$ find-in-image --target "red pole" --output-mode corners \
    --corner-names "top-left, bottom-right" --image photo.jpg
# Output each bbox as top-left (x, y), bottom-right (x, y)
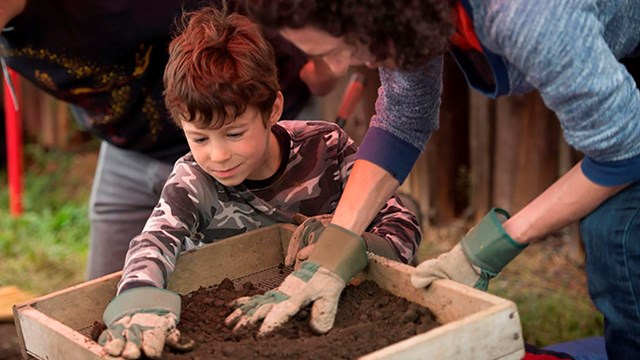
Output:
top-left (335, 72), bottom-right (366, 129)
top-left (4, 68), bottom-right (23, 216)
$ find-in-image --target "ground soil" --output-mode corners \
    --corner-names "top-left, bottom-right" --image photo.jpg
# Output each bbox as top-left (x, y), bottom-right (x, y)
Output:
top-left (163, 277), bottom-right (439, 360)
top-left (0, 322), bottom-right (22, 360)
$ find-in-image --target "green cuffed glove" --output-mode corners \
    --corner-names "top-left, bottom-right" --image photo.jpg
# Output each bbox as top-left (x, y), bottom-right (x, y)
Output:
top-left (225, 224), bottom-right (368, 335)
top-left (411, 208), bottom-right (527, 291)
top-left (99, 287), bottom-right (188, 359)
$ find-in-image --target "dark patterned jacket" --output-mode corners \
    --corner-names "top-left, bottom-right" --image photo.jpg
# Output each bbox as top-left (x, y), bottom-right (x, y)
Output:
top-left (118, 121), bottom-right (421, 293)
top-left (1, 0), bottom-right (309, 162)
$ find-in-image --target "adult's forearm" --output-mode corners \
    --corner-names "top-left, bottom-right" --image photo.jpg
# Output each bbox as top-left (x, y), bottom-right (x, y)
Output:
top-left (504, 161), bottom-right (627, 244)
top-left (332, 159), bottom-right (400, 235)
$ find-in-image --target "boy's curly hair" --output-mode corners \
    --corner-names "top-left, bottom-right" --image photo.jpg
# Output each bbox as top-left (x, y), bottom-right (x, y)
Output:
top-left (164, 6), bottom-right (279, 129)
top-left (239, 0), bottom-right (456, 71)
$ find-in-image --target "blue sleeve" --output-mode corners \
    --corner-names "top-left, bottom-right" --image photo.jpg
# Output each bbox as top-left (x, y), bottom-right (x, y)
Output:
top-left (357, 127), bottom-right (422, 183)
top-left (477, 0), bottom-right (640, 184)
top-left (582, 154), bottom-right (640, 186)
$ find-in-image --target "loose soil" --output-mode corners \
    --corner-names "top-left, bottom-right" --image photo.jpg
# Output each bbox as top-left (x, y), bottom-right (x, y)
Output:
top-left (165, 277), bottom-right (440, 360)
top-left (88, 275), bottom-right (440, 360)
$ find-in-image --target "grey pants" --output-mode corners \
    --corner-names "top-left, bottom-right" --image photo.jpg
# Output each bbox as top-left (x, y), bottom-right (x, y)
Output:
top-left (86, 141), bottom-right (174, 279)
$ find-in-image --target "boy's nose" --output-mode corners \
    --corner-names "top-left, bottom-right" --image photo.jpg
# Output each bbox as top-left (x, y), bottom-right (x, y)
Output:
top-left (209, 146), bottom-right (231, 163)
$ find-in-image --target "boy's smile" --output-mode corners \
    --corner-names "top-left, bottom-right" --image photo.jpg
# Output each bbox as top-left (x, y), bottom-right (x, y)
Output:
top-left (180, 97), bottom-right (283, 187)
top-left (211, 164), bottom-right (242, 179)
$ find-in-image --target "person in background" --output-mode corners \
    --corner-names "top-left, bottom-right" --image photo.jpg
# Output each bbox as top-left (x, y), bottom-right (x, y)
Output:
top-left (0, 0), bottom-right (332, 279)
top-left (230, 1), bottom-right (640, 358)
top-left (97, 7), bottom-right (421, 358)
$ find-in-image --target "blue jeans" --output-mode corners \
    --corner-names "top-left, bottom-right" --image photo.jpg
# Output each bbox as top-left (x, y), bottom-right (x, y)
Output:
top-left (580, 180), bottom-right (640, 360)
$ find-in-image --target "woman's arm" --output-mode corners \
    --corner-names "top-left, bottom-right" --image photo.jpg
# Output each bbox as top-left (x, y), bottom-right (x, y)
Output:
top-left (332, 159), bottom-right (400, 234)
top-left (505, 161), bottom-right (627, 244)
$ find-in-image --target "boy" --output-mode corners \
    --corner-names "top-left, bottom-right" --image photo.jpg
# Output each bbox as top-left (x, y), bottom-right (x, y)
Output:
top-left (97, 7), bottom-right (421, 359)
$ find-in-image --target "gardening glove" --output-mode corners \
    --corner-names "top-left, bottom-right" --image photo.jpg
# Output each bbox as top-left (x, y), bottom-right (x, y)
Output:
top-left (288, 213), bottom-right (401, 266)
top-left (411, 208), bottom-right (527, 291)
top-left (225, 224), bottom-right (368, 335)
top-left (99, 287), bottom-right (188, 359)
top-left (286, 213), bottom-right (333, 268)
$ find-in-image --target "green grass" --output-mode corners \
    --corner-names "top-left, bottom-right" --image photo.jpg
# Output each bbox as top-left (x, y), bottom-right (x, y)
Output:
top-left (0, 145), bottom-right (91, 294)
top-left (491, 275), bottom-right (604, 347)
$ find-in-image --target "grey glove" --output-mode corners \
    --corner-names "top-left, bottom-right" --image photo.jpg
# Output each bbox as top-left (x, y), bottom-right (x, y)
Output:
top-left (225, 261), bottom-right (346, 335)
top-left (226, 224), bottom-right (368, 335)
top-left (99, 287), bottom-right (190, 359)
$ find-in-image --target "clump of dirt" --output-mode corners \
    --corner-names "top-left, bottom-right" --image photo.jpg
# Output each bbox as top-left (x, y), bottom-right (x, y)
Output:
top-left (165, 277), bottom-right (440, 359)
top-left (90, 276), bottom-right (440, 359)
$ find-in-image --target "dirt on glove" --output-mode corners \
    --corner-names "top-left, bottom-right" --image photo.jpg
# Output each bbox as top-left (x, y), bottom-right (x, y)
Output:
top-left (91, 272), bottom-right (440, 359)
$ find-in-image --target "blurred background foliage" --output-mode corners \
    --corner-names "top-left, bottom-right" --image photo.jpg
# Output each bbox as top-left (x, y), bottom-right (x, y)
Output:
top-left (0, 144), bottom-right (94, 294)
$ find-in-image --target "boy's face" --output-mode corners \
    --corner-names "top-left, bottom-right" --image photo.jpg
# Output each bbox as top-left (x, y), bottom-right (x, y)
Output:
top-left (181, 98), bottom-right (282, 187)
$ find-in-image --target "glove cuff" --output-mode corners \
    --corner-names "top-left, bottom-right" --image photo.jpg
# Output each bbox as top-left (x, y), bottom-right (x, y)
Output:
top-left (103, 287), bottom-right (181, 325)
top-left (307, 224), bottom-right (368, 282)
top-left (361, 232), bottom-right (401, 262)
top-left (461, 208), bottom-right (527, 275)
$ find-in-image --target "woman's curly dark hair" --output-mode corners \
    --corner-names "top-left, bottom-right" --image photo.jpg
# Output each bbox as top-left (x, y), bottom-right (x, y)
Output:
top-left (237, 0), bottom-right (456, 70)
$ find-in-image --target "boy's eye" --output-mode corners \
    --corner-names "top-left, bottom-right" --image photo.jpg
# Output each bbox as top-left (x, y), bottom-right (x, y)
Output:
top-left (193, 137), bottom-right (208, 144)
top-left (226, 132), bottom-right (244, 139)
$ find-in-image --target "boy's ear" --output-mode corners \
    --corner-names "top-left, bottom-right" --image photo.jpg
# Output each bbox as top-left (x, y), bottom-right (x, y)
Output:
top-left (267, 91), bottom-right (284, 126)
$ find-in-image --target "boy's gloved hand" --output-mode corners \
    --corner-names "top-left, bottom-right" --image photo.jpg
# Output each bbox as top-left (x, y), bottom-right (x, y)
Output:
top-left (225, 224), bottom-right (368, 335)
top-left (99, 287), bottom-right (189, 359)
top-left (286, 214), bottom-right (333, 268)
top-left (411, 208), bottom-right (527, 291)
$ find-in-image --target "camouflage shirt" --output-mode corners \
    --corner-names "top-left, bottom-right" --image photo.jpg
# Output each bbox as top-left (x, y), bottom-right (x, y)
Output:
top-left (118, 121), bottom-right (421, 293)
